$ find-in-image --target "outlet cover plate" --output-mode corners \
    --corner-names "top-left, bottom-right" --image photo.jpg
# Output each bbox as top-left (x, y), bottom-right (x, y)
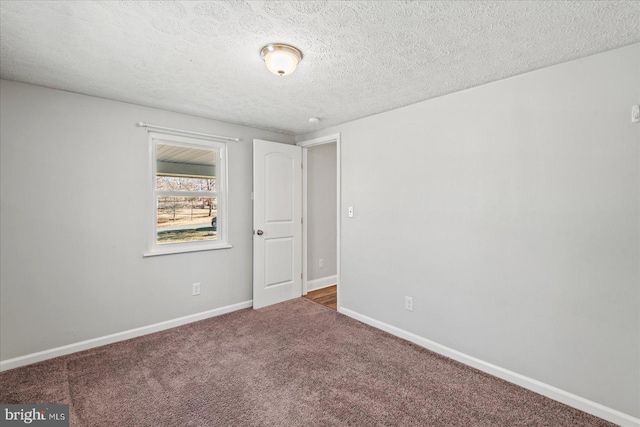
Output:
top-left (405, 296), bottom-right (413, 312)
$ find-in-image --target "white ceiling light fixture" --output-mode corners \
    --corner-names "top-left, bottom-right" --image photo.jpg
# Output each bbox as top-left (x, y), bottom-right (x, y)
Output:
top-left (260, 43), bottom-right (303, 76)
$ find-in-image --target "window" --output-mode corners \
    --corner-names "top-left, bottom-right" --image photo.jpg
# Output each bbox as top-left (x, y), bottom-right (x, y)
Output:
top-left (146, 132), bottom-right (229, 256)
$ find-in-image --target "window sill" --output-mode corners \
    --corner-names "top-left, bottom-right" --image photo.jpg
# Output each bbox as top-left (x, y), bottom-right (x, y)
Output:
top-left (143, 244), bottom-right (232, 257)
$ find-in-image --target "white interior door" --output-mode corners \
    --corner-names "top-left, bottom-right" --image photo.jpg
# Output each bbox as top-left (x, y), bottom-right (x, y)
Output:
top-left (253, 139), bottom-right (302, 309)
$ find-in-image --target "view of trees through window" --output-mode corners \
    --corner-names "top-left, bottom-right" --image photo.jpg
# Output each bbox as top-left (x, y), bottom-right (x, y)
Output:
top-left (156, 176), bottom-right (217, 243)
top-left (154, 140), bottom-right (219, 246)
top-left (150, 138), bottom-right (227, 251)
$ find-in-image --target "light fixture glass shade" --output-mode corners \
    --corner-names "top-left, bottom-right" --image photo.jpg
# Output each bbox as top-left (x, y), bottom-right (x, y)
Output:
top-left (261, 44), bottom-right (302, 76)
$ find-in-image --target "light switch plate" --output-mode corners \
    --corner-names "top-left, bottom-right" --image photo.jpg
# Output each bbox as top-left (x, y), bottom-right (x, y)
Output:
top-left (632, 105), bottom-right (640, 123)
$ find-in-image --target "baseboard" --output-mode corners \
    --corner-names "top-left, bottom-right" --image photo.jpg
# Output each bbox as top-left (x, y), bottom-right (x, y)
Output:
top-left (306, 275), bottom-right (337, 292)
top-left (0, 300), bottom-right (253, 372)
top-left (338, 306), bottom-right (640, 427)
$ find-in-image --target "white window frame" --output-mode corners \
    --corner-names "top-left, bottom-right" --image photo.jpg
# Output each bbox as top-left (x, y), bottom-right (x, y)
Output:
top-left (144, 131), bottom-right (231, 257)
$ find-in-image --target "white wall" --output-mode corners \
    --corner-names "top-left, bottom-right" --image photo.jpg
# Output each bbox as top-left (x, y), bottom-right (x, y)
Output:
top-left (297, 44), bottom-right (640, 418)
top-left (0, 80), bottom-right (295, 361)
top-left (306, 142), bottom-right (337, 284)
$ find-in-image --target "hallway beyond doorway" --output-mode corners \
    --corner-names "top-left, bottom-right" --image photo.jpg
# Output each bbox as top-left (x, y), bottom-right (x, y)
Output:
top-left (303, 285), bottom-right (337, 310)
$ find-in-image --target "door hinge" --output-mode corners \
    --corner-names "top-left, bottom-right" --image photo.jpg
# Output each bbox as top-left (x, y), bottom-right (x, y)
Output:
top-left (301, 273), bottom-right (303, 279)
top-left (251, 192), bottom-right (254, 200)
top-left (301, 217), bottom-right (303, 224)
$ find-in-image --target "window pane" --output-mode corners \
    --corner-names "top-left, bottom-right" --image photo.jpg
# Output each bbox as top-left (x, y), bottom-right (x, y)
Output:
top-left (156, 143), bottom-right (216, 187)
top-left (155, 176), bottom-right (216, 192)
top-left (157, 196), bottom-right (217, 244)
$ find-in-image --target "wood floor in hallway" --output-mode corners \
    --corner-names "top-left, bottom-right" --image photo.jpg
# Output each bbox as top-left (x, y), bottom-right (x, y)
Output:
top-left (303, 285), bottom-right (337, 310)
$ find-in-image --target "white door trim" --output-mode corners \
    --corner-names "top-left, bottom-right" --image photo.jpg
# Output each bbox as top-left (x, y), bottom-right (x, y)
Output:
top-left (297, 133), bottom-right (341, 310)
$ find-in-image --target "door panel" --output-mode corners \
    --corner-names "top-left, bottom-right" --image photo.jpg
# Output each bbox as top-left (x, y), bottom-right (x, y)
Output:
top-left (253, 140), bottom-right (302, 309)
top-left (265, 237), bottom-right (293, 287)
top-left (265, 153), bottom-right (295, 222)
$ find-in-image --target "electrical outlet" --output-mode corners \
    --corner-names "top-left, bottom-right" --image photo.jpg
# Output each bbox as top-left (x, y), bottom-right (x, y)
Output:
top-left (405, 296), bottom-right (413, 312)
top-left (319, 259), bottom-right (324, 268)
top-left (192, 283), bottom-right (201, 296)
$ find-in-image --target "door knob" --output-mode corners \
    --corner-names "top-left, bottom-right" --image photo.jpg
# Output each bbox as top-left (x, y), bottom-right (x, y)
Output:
top-left (256, 230), bottom-right (264, 236)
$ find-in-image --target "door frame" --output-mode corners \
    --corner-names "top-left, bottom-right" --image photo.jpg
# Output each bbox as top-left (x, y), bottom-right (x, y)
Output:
top-left (297, 133), bottom-right (341, 311)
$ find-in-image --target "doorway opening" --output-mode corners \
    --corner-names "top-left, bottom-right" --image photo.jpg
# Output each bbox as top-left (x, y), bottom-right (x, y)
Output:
top-left (298, 134), bottom-right (340, 311)
top-left (303, 285), bottom-right (337, 310)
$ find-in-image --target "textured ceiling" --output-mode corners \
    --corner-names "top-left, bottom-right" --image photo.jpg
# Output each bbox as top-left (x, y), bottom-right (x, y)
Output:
top-left (1, 1), bottom-right (639, 136)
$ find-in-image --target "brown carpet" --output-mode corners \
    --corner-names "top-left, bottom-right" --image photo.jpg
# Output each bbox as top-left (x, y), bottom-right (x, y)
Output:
top-left (1, 298), bottom-right (614, 426)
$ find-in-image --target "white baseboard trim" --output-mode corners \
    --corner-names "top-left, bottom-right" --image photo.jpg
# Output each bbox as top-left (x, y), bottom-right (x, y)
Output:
top-left (306, 275), bottom-right (337, 292)
top-left (0, 300), bottom-right (253, 372)
top-left (338, 306), bottom-right (639, 427)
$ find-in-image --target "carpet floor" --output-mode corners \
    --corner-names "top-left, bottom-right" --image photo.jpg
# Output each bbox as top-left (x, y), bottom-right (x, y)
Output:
top-left (1, 298), bottom-right (614, 426)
